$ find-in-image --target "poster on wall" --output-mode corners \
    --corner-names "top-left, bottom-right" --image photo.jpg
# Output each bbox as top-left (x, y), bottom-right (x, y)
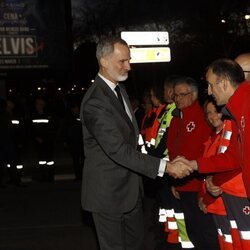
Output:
top-left (0, 0), bottom-right (71, 71)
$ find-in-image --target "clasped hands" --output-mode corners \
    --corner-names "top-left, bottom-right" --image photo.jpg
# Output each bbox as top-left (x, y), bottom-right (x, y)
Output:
top-left (165, 156), bottom-right (197, 179)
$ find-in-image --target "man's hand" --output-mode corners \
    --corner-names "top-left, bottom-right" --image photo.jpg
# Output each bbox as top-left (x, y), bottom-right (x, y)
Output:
top-left (165, 157), bottom-right (194, 178)
top-left (205, 176), bottom-right (222, 197)
top-left (198, 197), bottom-right (208, 214)
top-left (171, 186), bottom-right (180, 199)
top-left (171, 156), bottom-right (198, 170)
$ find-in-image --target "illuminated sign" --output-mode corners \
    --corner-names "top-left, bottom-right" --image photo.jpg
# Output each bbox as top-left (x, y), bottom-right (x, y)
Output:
top-left (121, 31), bottom-right (169, 45)
top-left (130, 47), bottom-right (171, 63)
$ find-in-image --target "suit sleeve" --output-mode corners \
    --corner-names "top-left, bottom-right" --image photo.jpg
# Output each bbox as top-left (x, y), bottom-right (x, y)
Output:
top-left (82, 96), bottom-right (161, 179)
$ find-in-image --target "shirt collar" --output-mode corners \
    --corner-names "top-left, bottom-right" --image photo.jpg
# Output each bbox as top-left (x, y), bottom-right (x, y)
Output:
top-left (98, 73), bottom-right (117, 92)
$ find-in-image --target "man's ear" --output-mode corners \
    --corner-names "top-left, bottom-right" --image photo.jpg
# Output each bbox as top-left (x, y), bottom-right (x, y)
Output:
top-left (168, 88), bottom-right (173, 97)
top-left (100, 57), bottom-right (108, 68)
top-left (222, 79), bottom-right (229, 91)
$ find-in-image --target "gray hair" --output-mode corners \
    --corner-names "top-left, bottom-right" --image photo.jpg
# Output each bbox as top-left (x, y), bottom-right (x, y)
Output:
top-left (96, 37), bottom-right (128, 62)
top-left (174, 76), bottom-right (199, 93)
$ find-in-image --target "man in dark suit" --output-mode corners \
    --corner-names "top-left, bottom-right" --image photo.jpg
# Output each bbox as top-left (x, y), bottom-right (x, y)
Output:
top-left (80, 37), bottom-right (192, 250)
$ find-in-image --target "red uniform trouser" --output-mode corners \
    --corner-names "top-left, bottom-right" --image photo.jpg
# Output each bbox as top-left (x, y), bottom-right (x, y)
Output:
top-left (222, 193), bottom-right (250, 250)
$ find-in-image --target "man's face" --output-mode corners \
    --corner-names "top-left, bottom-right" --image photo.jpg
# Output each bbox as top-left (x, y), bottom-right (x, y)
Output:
top-left (102, 43), bottom-right (131, 83)
top-left (174, 83), bottom-right (195, 109)
top-left (206, 69), bottom-right (228, 106)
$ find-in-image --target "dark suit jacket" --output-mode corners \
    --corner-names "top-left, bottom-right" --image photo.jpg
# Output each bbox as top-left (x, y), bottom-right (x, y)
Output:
top-left (80, 75), bottom-right (161, 213)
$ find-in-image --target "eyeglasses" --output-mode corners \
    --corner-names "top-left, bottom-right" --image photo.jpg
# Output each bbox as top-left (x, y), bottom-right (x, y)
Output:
top-left (173, 92), bottom-right (192, 99)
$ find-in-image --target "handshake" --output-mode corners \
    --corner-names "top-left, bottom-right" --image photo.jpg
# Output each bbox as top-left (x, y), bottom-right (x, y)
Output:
top-left (165, 156), bottom-right (198, 179)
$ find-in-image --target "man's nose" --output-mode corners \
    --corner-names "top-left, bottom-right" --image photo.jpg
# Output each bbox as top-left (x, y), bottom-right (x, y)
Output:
top-left (125, 61), bottom-right (131, 71)
top-left (207, 85), bottom-right (212, 95)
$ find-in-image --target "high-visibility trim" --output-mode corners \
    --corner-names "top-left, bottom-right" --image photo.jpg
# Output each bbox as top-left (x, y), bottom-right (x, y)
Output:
top-left (138, 134), bottom-right (144, 145)
top-left (230, 220), bottom-right (238, 229)
top-left (224, 234), bottom-right (233, 243)
top-left (217, 228), bottom-right (223, 236)
top-left (150, 138), bottom-right (155, 146)
top-left (159, 215), bottom-right (167, 222)
top-left (218, 120), bottom-right (232, 154)
top-left (174, 212), bottom-right (185, 220)
top-left (11, 120), bottom-right (19, 124)
top-left (76, 118), bottom-right (81, 121)
top-left (159, 208), bottom-right (167, 222)
top-left (240, 231), bottom-right (250, 240)
top-left (218, 145), bottom-right (227, 153)
top-left (39, 161), bottom-right (47, 165)
top-left (163, 156), bottom-right (169, 161)
top-left (168, 221), bottom-right (178, 230)
top-left (159, 208), bottom-right (167, 215)
top-left (32, 119), bottom-right (49, 123)
top-left (180, 240), bottom-right (195, 248)
top-left (224, 130), bottom-right (232, 140)
top-left (140, 145), bottom-right (148, 154)
top-left (16, 165), bottom-right (23, 169)
top-left (166, 209), bottom-right (174, 217)
top-left (46, 161), bottom-right (54, 166)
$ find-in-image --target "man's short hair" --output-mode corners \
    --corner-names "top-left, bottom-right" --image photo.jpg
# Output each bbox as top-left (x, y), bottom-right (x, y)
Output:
top-left (173, 76), bottom-right (199, 93)
top-left (96, 37), bottom-right (128, 61)
top-left (207, 58), bottom-right (245, 87)
top-left (164, 75), bottom-right (181, 88)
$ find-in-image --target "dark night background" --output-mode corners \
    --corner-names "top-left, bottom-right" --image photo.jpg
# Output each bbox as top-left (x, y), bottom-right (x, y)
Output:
top-left (71, 0), bottom-right (250, 97)
top-left (0, 0), bottom-right (249, 99)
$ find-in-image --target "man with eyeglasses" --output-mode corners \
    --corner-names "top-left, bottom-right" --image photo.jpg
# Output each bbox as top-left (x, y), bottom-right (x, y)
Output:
top-left (167, 77), bottom-right (219, 250)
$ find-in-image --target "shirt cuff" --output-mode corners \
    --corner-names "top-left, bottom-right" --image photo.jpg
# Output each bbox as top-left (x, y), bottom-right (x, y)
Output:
top-left (158, 159), bottom-right (166, 177)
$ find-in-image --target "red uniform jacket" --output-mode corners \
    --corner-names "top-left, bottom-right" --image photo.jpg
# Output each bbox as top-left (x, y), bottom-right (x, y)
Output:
top-left (225, 82), bottom-right (250, 198)
top-left (201, 120), bottom-right (247, 215)
top-left (197, 81), bottom-right (250, 198)
top-left (167, 100), bottom-right (211, 192)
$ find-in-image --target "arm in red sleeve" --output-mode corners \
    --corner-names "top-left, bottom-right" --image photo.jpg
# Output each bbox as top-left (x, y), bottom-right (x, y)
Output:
top-left (197, 122), bottom-right (240, 173)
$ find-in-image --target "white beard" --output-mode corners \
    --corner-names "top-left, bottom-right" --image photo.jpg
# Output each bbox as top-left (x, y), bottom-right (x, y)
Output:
top-left (106, 67), bottom-right (128, 82)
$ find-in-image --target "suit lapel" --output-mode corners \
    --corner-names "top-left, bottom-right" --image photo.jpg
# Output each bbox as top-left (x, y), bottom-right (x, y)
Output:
top-left (119, 83), bottom-right (139, 136)
top-left (96, 76), bottom-right (135, 131)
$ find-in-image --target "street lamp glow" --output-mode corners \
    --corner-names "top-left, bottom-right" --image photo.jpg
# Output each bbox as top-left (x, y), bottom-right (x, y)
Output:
top-left (245, 15), bottom-right (250, 20)
top-left (221, 19), bottom-right (226, 23)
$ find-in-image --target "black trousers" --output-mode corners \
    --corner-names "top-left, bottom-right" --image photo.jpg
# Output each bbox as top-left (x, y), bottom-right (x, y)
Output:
top-left (92, 195), bottom-right (144, 250)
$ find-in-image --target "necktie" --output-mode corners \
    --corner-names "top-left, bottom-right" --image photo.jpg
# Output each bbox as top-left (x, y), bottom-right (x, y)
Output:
top-left (115, 85), bottom-right (125, 110)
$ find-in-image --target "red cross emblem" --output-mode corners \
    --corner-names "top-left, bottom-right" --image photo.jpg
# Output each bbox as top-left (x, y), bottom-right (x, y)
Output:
top-left (186, 121), bottom-right (195, 132)
top-left (243, 206), bottom-right (250, 215)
